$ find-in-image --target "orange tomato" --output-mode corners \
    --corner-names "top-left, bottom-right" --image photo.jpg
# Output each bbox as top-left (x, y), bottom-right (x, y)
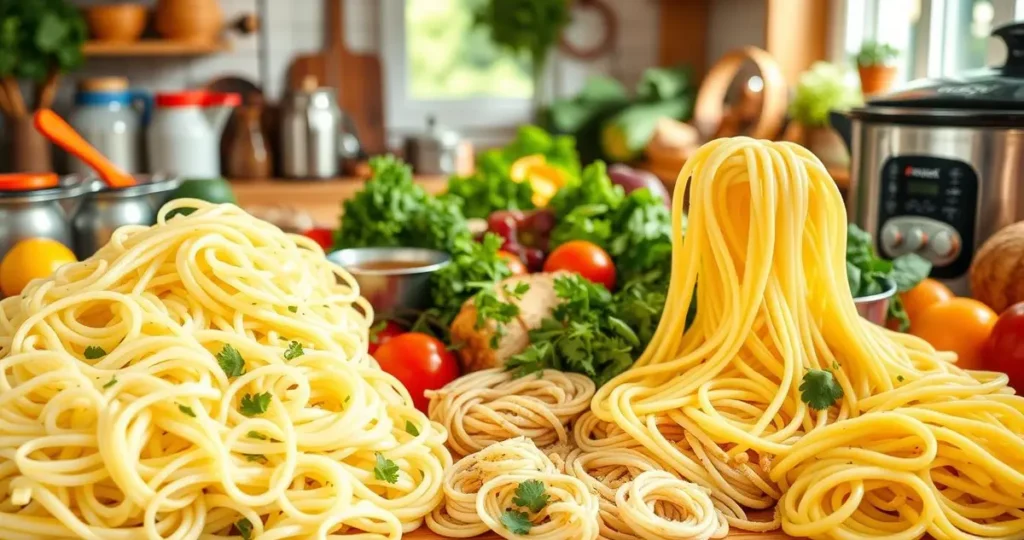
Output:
top-left (0, 238), bottom-right (77, 297)
top-left (901, 278), bottom-right (954, 327)
top-left (911, 297), bottom-right (997, 370)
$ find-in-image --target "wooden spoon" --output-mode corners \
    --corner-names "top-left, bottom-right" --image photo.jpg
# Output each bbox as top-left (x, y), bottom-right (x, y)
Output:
top-left (33, 109), bottom-right (136, 188)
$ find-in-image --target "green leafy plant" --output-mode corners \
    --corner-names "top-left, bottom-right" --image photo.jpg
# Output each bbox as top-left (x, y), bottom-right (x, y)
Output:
top-left (788, 62), bottom-right (862, 128)
top-left (855, 42), bottom-right (900, 67)
top-left (473, 0), bottom-right (571, 81)
top-left (0, 0), bottom-right (87, 117)
top-left (846, 224), bottom-right (931, 331)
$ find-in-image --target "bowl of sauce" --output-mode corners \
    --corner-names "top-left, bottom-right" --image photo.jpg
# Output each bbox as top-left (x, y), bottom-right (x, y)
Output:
top-left (327, 247), bottom-right (451, 313)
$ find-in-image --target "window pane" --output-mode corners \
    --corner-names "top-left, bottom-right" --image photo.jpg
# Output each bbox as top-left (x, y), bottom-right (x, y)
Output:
top-left (405, 0), bottom-right (533, 100)
top-left (943, 0), bottom-right (998, 74)
top-left (874, 0), bottom-right (924, 84)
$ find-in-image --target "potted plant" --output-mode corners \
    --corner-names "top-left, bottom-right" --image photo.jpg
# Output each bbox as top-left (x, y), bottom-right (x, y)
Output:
top-left (0, 0), bottom-right (87, 172)
top-left (856, 42), bottom-right (900, 96)
top-left (785, 62), bottom-right (862, 169)
top-left (473, 0), bottom-right (571, 114)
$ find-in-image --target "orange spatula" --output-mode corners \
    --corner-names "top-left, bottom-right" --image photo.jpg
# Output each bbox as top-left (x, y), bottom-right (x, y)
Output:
top-left (33, 109), bottom-right (136, 188)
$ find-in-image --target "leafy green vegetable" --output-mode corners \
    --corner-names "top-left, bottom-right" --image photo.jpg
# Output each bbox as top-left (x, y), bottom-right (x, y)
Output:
top-left (507, 274), bottom-right (646, 386)
top-left (287, 305), bottom-right (298, 313)
top-left (614, 273), bottom-right (669, 346)
top-left (335, 155), bottom-right (471, 253)
top-left (789, 62), bottom-right (862, 127)
top-left (512, 480), bottom-right (549, 513)
top-left (405, 420), bottom-right (420, 436)
top-left (443, 163), bottom-right (535, 219)
top-left (240, 392), bottom-right (272, 417)
top-left (429, 233), bottom-right (514, 329)
top-left (846, 224), bottom-right (932, 330)
top-left (284, 341), bottom-right (304, 360)
top-left (178, 404), bottom-right (196, 418)
top-left (217, 344), bottom-right (245, 378)
top-left (856, 41), bottom-right (900, 67)
top-left (602, 97), bottom-right (691, 162)
top-left (84, 346), bottom-right (106, 359)
top-left (635, 66), bottom-right (695, 103)
top-left (495, 125), bottom-right (580, 178)
top-left (374, 452), bottom-right (400, 484)
top-left (800, 368), bottom-right (844, 411)
top-left (0, 0), bottom-right (87, 83)
top-left (549, 161), bottom-right (624, 221)
top-left (473, 0), bottom-right (570, 80)
top-left (236, 518), bottom-right (253, 540)
top-left (500, 509), bottom-right (533, 535)
top-left (102, 376), bottom-right (117, 389)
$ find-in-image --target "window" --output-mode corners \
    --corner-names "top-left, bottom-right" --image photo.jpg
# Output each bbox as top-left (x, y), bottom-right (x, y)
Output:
top-left (835, 0), bottom-right (1024, 86)
top-left (380, 0), bottom-right (541, 140)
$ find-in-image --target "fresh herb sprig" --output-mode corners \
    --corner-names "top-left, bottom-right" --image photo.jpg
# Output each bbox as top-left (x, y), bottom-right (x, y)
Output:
top-left (846, 224), bottom-right (931, 330)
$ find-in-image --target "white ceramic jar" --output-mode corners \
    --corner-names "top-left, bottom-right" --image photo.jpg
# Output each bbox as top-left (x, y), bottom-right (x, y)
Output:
top-left (146, 91), bottom-right (240, 179)
top-left (69, 78), bottom-right (149, 176)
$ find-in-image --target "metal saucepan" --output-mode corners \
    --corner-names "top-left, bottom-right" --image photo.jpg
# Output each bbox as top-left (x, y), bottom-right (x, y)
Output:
top-left (327, 247), bottom-right (451, 313)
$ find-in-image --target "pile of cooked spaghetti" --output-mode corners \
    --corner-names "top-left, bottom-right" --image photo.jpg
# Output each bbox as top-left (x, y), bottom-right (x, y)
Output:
top-left (0, 200), bottom-right (450, 540)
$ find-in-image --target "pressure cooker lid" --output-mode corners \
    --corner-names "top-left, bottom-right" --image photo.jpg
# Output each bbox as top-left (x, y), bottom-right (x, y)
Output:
top-left (851, 22), bottom-right (1024, 124)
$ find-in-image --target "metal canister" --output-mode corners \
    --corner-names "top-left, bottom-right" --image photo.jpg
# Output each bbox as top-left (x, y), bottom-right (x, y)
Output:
top-left (0, 175), bottom-right (89, 260)
top-left (72, 175), bottom-right (182, 259)
top-left (403, 116), bottom-right (463, 175)
top-left (280, 79), bottom-right (361, 179)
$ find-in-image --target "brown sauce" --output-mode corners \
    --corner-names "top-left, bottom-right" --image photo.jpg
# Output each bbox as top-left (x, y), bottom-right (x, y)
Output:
top-left (350, 260), bottom-right (432, 271)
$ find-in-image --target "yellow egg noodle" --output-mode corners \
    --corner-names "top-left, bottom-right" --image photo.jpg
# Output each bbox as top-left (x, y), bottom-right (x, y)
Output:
top-left (589, 138), bottom-right (1024, 539)
top-left (425, 368), bottom-right (594, 458)
top-left (564, 448), bottom-right (726, 540)
top-left (426, 437), bottom-right (600, 540)
top-left (0, 200), bottom-right (451, 540)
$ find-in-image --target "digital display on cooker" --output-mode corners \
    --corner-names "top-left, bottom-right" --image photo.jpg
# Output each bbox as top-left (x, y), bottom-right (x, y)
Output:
top-left (906, 181), bottom-right (940, 196)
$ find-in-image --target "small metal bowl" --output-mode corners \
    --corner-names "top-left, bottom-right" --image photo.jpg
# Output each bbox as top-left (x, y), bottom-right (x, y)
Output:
top-left (327, 247), bottom-right (451, 313)
top-left (854, 277), bottom-right (897, 326)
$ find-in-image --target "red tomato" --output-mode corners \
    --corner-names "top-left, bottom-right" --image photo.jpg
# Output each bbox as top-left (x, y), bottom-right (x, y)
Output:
top-left (985, 302), bottom-right (1024, 391)
top-left (498, 250), bottom-right (528, 276)
top-left (303, 228), bottom-right (335, 251)
top-left (373, 332), bottom-right (459, 412)
top-left (368, 321), bottom-right (405, 356)
top-left (543, 240), bottom-right (616, 289)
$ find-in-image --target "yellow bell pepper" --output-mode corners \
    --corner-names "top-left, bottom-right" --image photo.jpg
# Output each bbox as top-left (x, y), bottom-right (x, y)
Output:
top-left (509, 154), bottom-right (568, 207)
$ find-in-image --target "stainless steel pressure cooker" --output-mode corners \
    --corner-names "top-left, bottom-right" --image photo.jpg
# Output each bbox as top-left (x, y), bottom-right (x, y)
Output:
top-left (836, 22), bottom-right (1024, 295)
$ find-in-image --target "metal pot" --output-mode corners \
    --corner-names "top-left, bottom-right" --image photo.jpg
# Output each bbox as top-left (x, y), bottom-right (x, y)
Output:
top-left (280, 81), bottom-right (361, 179)
top-left (404, 116), bottom-right (462, 175)
top-left (327, 247), bottom-right (450, 313)
top-left (0, 175), bottom-right (89, 260)
top-left (73, 175), bottom-right (182, 259)
top-left (834, 22), bottom-right (1024, 296)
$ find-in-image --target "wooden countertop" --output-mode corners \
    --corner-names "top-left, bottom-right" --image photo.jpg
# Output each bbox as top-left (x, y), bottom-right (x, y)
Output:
top-left (230, 177), bottom-right (448, 227)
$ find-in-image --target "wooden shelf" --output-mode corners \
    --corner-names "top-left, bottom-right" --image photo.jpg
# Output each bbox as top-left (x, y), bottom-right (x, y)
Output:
top-left (230, 177), bottom-right (448, 227)
top-left (83, 39), bottom-right (229, 57)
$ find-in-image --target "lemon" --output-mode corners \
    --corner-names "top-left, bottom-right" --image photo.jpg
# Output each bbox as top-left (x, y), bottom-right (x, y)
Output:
top-left (1, 238), bottom-right (77, 297)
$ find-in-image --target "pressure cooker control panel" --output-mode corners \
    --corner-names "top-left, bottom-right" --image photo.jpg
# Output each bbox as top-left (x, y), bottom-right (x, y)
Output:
top-left (875, 156), bottom-right (978, 280)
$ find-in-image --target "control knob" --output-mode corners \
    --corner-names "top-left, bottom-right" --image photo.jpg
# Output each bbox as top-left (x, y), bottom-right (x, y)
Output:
top-left (904, 227), bottom-right (928, 251)
top-left (881, 223), bottom-right (903, 253)
top-left (930, 229), bottom-right (961, 259)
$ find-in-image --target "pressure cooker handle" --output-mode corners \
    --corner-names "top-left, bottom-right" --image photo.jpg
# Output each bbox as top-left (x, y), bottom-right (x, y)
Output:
top-left (994, 22), bottom-right (1024, 76)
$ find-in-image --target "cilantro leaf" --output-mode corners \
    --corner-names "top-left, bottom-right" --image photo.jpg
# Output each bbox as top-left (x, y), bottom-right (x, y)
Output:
top-left (244, 454), bottom-right (266, 463)
top-left (102, 376), bottom-right (117, 389)
top-left (512, 480), bottom-right (549, 512)
top-left (429, 233), bottom-right (514, 330)
top-left (240, 392), bottom-right (272, 417)
top-left (442, 156), bottom-right (535, 219)
top-left (178, 404), bottom-right (196, 417)
top-left (405, 420), bottom-right (420, 436)
top-left (287, 305), bottom-right (298, 313)
top-left (84, 346), bottom-right (106, 359)
top-left (247, 430), bottom-right (267, 440)
top-left (800, 369), bottom-right (844, 411)
top-left (284, 341), bottom-right (304, 360)
top-left (236, 518), bottom-right (253, 540)
top-left (473, 284), bottom-right (526, 349)
top-left (500, 509), bottom-right (532, 535)
top-left (373, 452), bottom-right (399, 484)
top-left (217, 344), bottom-right (245, 378)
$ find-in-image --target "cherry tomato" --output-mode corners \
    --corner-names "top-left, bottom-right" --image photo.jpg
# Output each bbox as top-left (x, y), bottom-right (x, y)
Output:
top-left (984, 302), bottom-right (1024, 390)
top-left (373, 332), bottom-right (459, 412)
top-left (303, 228), bottom-right (335, 251)
top-left (368, 321), bottom-right (405, 356)
top-left (498, 250), bottom-right (528, 276)
top-left (543, 240), bottom-right (616, 289)
top-left (901, 278), bottom-right (954, 328)
top-left (911, 297), bottom-right (997, 371)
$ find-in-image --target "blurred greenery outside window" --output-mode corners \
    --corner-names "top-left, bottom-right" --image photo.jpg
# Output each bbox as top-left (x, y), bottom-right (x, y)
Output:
top-left (405, 0), bottom-right (533, 100)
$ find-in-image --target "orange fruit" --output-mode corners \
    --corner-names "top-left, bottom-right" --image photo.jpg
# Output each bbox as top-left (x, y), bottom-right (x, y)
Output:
top-left (0, 238), bottom-right (77, 297)
top-left (910, 297), bottom-right (997, 370)
top-left (901, 278), bottom-right (954, 327)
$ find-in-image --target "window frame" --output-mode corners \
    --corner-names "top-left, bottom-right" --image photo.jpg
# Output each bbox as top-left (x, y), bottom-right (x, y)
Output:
top-left (831, 0), bottom-right (1024, 83)
top-left (378, 0), bottom-right (538, 139)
